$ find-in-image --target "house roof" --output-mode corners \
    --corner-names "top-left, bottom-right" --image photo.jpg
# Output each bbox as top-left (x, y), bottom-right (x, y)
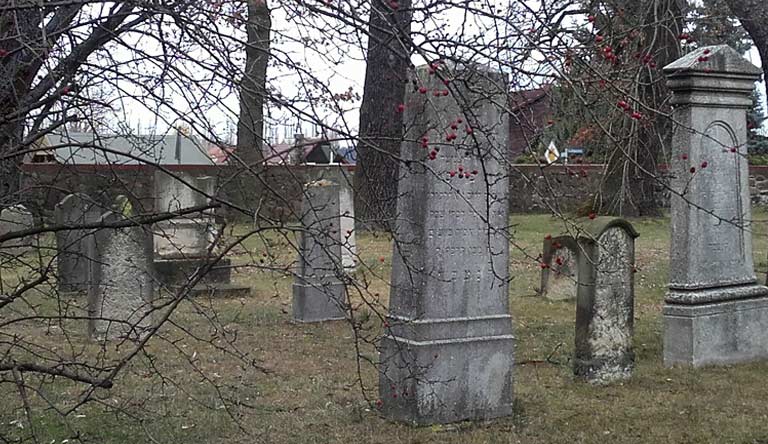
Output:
top-left (509, 85), bottom-right (552, 113)
top-left (42, 131), bottom-right (216, 165)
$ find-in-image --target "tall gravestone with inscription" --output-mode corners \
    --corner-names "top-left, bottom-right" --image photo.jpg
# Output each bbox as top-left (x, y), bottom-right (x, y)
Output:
top-left (292, 180), bottom-right (348, 322)
top-left (573, 217), bottom-right (638, 384)
top-left (663, 45), bottom-right (768, 366)
top-left (55, 193), bottom-right (102, 295)
top-left (379, 65), bottom-right (514, 424)
top-left (88, 202), bottom-right (155, 341)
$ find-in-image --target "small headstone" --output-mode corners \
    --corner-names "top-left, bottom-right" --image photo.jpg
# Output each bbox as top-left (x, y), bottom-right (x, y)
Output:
top-left (0, 205), bottom-right (35, 253)
top-left (379, 64), bottom-right (513, 425)
top-left (55, 193), bottom-right (102, 294)
top-left (662, 45), bottom-right (768, 366)
top-left (292, 179), bottom-right (347, 322)
top-left (153, 172), bottom-right (216, 258)
top-left (88, 207), bottom-right (155, 341)
top-left (539, 235), bottom-right (579, 301)
top-left (573, 217), bottom-right (638, 384)
top-left (154, 171), bottom-right (214, 214)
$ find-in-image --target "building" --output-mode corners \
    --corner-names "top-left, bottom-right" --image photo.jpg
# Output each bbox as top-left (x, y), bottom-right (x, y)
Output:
top-left (508, 85), bottom-right (553, 159)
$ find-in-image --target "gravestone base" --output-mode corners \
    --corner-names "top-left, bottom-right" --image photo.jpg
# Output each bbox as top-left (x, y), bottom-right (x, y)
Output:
top-left (292, 281), bottom-right (346, 322)
top-left (154, 257), bottom-right (232, 286)
top-left (573, 354), bottom-right (634, 385)
top-left (185, 283), bottom-right (252, 298)
top-left (663, 291), bottom-right (768, 367)
top-left (379, 316), bottom-right (515, 425)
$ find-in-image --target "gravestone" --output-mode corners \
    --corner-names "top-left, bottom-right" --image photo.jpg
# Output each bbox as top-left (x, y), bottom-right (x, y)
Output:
top-left (573, 217), bottom-right (638, 384)
top-left (55, 193), bottom-right (102, 295)
top-left (379, 64), bottom-right (513, 424)
top-left (88, 206), bottom-right (155, 341)
top-left (0, 205), bottom-right (35, 253)
top-left (307, 166), bottom-right (357, 270)
top-left (153, 170), bottom-right (216, 258)
top-left (663, 45), bottom-right (768, 366)
top-left (539, 235), bottom-right (579, 301)
top-left (292, 179), bottom-right (348, 322)
top-left (153, 172), bottom-right (248, 297)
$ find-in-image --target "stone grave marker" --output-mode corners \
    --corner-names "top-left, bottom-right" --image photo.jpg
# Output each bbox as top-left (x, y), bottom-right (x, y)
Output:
top-left (0, 205), bottom-right (35, 253)
top-left (573, 217), bottom-right (638, 384)
top-left (307, 166), bottom-right (357, 270)
top-left (378, 64), bottom-right (514, 425)
top-left (663, 45), bottom-right (768, 366)
top-left (292, 179), bottom-right (348, 322)
top-left (88, 202), bottom-right (155, 341)
top-left (55, 193), bottom-right (102, 295)
top-left (539, 235), bottom-right (579, 301)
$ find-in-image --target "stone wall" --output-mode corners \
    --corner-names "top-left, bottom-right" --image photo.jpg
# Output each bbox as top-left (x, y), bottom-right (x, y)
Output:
top-left (20, 163), bottom-right (768, 220)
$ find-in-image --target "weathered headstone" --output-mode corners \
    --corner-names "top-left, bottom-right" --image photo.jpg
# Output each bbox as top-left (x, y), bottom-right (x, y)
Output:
top-left (307, 166), bottom-right (357, 270)
top-left (573, 217), bottom-right (638, 384)
top-left (663, 45), bottom-right (768, 366)
top-left (292, 180), bottom-right (347, 322)
top-left (55, 193), bottom-right (101, 295)
top-left (0, 205), bottom-right (35, 253)
top-left (379, 65), bottom-right (513, 424)
top-left (539, 235), bottom-right (579, 301)
top-left (88, 206), bottom-right (155, 341)
top-left (153, 171), bottom-right (216, 258)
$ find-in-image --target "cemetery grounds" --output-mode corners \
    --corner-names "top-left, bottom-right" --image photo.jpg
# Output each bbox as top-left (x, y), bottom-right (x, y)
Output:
top-left (2, 213), bottom-right (768, 443)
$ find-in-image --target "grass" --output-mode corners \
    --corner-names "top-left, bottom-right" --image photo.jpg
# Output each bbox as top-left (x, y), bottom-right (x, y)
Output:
top-left (3, 213), bottom-right (768, 443)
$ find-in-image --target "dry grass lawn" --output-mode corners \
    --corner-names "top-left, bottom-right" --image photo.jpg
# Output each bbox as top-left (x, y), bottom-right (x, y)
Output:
top-left (3, 213), bottom-right (768, 443)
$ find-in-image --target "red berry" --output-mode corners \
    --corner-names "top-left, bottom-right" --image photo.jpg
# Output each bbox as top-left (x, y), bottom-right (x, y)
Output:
top-left (555, 257), bottom-right (563, 266)
top-left (62, 86), bottom-right (71, 95)
top-left (690, 166), bottom-right (696, 173)
top-left (379, 256), bottom-right (385, 262)
top-left (441, 90), bottom-right (449, 96)
top-left (456, 118), bottom-right (463, 124)
top-left (588, 15), bottom-right (595, 22)
top-left (443, 79), bottom-right (451, 86)
top-left (617, 100), bottom-right (628, 109)
top-left (458, 165), bottom-right (464, 171)
top-left (396, 104), bottom-right (405, 113)
top-left (419, 86), bottom-right (427, 94)
top-left (588, 212), bottom-right (596, 220)
top-left (703, 49), bottom-right (711, 55)
top-left (682, 154), bottom-right (688, 160)
top-left (730, 147), bottom-right (737, 153)
top-left (631, 111), bottom-right (642, 120)
top-left (449, 170), bottom-right (456, 177)
top-left (701, 161), bottom-right (708, 168)
top-left (540, 262), bottom-right (549, 269)
top-left (376, 400), bottom-right (383, 407)
top-left (450, 123), bottom-right (458, 130)
top-left (698, 56), bottom-right (709, 62)
top-left (465, 127), bottom-right (474, 135)
top-left (544, 234), bottom-right (552, 240)
top-left (595, 35), bottom-right (604, 43)
top-left (472, 170), bottom-right (478, 175)
top-left (0, 49), bottom-right (8, 57)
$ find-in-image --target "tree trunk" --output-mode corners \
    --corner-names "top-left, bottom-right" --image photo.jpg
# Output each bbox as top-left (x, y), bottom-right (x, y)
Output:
top-left (600, 0), bottom-right (683, 217)
top-left (724, 0), bottom-right (768, 82)
top-left (232, 0), bottom-right (271, 220)
top-left (237, 0), bottom-right (271, 166)
top-left (354, 0), bottom-right (413, 230)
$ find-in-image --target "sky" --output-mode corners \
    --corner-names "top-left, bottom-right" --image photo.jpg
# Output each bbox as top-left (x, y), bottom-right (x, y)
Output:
top-left (113, 3), bottom-right (768, 145)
